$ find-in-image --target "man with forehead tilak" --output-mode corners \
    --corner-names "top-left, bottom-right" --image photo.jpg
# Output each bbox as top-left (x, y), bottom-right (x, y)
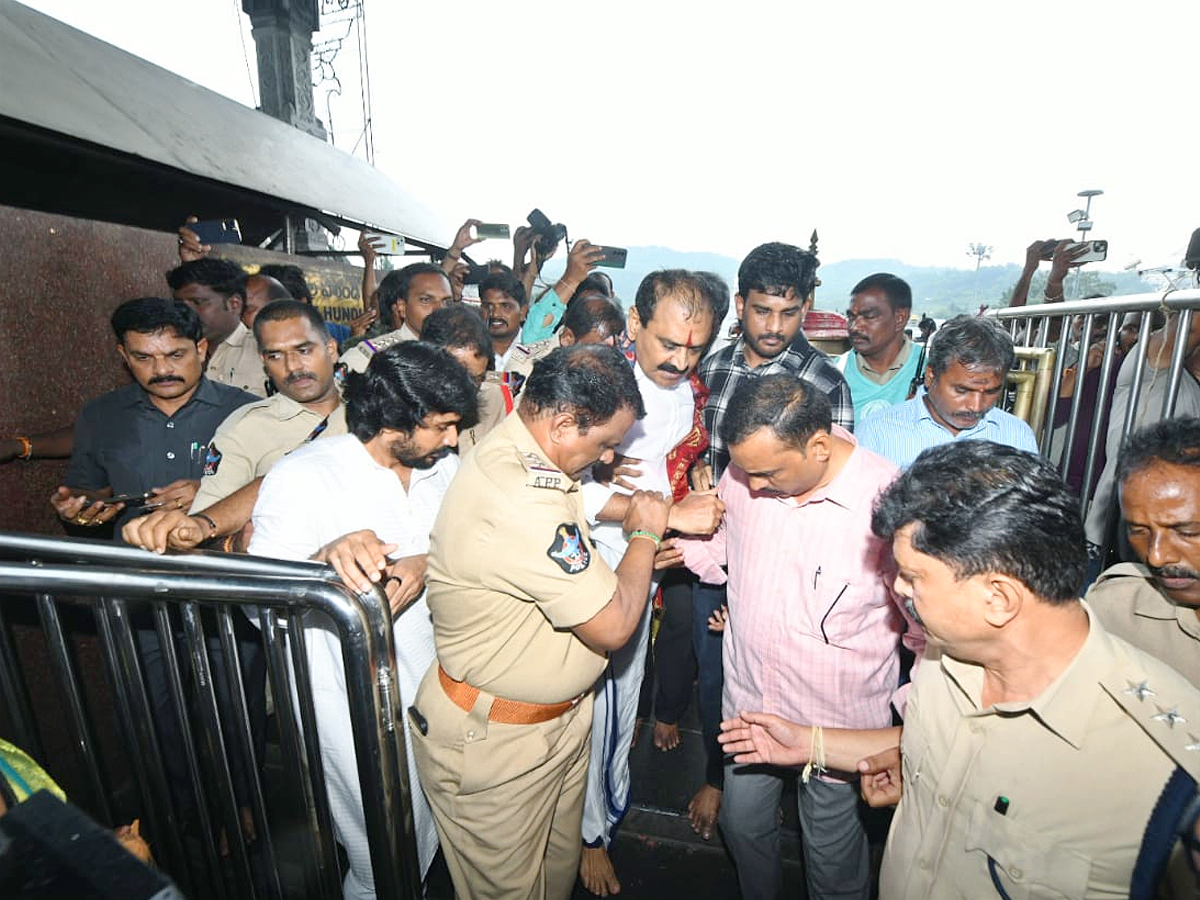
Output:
top-left (410, 345), bottom-right (671, 900)
top-left (720, 441), bottom-right (1200, 899)
top-left (577, 270), bottom-right (726, 895)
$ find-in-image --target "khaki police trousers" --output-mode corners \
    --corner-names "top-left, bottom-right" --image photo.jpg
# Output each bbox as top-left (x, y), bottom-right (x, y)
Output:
top-left (410, 664), bottom-right (593, 900)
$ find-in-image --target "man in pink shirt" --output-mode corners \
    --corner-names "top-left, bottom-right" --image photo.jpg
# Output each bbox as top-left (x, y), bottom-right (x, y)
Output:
top-left (675, 373), bottom-right (921, 900)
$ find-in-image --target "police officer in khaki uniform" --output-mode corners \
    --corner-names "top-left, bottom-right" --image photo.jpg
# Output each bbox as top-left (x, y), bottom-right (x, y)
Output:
top-left (1087, 417), bottom-right (1200, 688)
top-left (411, 345), bottom-right (671, 900)
top-left (720, 442), bottom-right (1200, 899)
top-left (167, 257), bottom-right (269, 397)
top-left (122, 300), bottom-right (344, 552)
top-left (339, 263), bottom-right (452, 373)
top-left (419, 305), bottom-right (512, 457)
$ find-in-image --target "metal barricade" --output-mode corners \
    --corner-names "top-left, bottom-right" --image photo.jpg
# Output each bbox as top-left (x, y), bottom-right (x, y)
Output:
top-left (0, 532), bottom-right (422, 900)
top-left (987, 287), bottom-right (1200, 561)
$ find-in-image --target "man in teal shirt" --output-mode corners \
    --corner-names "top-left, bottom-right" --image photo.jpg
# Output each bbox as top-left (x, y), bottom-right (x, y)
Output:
top-left (835, 273), bottom-right (920, 422)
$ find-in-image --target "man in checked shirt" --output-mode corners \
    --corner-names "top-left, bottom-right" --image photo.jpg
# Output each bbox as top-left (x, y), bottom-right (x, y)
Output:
top-left (685, 241), bottom-right (854, 841)
top-left (671, 374), bottom-right (919, 900)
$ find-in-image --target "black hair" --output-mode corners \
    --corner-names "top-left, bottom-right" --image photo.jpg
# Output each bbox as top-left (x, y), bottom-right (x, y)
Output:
top-left (343, 342), bottom-right (478, 441)
top-left (851, 273), bottom-right (913, 312)
top-left (926, 315), bottom-right (1015, 378)
top-left (420, 305), bottom-right (494, 360)
top-left (719, 374), bottom-right (832, 451)
top-left (736, 242), bottom-right (820, 303)
top-left (377, 263), bottom-right (449, 318)
top-left (520, 344), bottom-right (645, 431)
top-left (252, 300), bottom-right (331, 346)
top-left (696, 271), bottom-right (731, 332)
top-left (110, 297), bottom-right (203, 344)
top-left (257, 264), bottom-right (313, 302)
top-left (1117, 418), bottom-right (1200, 486)
top-left (570, 271), bottom-right (614, 302)
top-left (485, 260), bottom-right (514, 276)
top-left (479, 271), bottom-right (528, 307)
top-left (633, 269), bottom-right (720, 330)
top-left (872, 441), bottom-right (1085, 604)
top-left (165, 258), bottom-right (247, 299)
top-left (561, 296), bottom-right (624, 341)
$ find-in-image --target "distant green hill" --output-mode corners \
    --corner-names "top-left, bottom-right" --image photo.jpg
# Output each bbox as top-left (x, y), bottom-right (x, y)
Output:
top-left (539, 246), bottom-right (1158, 319)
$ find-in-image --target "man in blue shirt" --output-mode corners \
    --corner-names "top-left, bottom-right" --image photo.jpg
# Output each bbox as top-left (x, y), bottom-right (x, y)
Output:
top-left (857, 314), bottom-right (1038, 468)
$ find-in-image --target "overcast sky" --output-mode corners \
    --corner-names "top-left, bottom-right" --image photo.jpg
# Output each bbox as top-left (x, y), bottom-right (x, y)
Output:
top-left (19, 0), bottom-right (1200, 271)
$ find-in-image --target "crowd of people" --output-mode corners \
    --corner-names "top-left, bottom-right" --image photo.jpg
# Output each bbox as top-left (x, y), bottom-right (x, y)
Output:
top-left (3, 217), bottom-right (1200, 900)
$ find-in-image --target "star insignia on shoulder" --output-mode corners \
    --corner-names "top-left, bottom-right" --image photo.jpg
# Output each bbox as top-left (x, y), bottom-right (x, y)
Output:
top-left (1123, 680), bottom-right (1157, 702)
top-left (1184, 734), bottom-right (1200, 752)
top-left (1152, 706), bottom-right (1187, 729)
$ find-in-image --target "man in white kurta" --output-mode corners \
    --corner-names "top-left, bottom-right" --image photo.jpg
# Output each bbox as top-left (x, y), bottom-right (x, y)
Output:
top-left (249, 434), bottom-right (455, 895)
top-left (576, 275), bottom-right (724, 894)
top-left (247, 341), bottom-right (476, 899)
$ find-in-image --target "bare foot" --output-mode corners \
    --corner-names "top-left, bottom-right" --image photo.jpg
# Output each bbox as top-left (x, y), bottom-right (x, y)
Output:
top-left (579, 844), bottom-right (621, 896)
top-left (687, 784), bottom-right (722, 841)
top-left (652, 720), bottom-right (681, 752)
top-left (631, 717), bottom-right (646, 749)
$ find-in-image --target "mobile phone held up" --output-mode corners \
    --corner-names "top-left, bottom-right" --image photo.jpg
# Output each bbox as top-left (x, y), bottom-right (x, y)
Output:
top-left (471, 223), bottom-right (510, 241)
top-left (187, 219), bottom-right (242, 245)
top-left (594, 246), bottom-right (627, 269)
top-left (1040, 239), bottom-right (1108, 264)
top-left (364, 234), bottom-right (406, 255)
top-left (1066, 240), bottom-right (1108, 264)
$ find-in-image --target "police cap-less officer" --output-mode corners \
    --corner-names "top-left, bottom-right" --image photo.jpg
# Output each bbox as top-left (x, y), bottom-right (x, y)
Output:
top-left (410, 344), bottom-right (671, 900)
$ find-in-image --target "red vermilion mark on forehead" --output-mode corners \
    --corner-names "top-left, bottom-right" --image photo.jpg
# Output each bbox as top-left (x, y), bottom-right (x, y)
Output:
top-left (685, 327), bottom-right (694, 347)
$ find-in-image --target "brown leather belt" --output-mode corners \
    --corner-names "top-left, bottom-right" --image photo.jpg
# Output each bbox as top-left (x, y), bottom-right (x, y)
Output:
top-left (438, 665), bottom-right (582, 725)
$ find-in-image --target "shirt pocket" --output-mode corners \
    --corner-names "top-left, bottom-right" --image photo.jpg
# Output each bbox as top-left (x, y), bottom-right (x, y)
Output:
top-left (809, 573), bottom-right (870, 650)
top-left (963, 800), bottom-right (1091, 899)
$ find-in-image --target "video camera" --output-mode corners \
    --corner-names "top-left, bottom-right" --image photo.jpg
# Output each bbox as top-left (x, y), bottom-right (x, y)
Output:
top-left (527, 208), bottom-right (568, 257)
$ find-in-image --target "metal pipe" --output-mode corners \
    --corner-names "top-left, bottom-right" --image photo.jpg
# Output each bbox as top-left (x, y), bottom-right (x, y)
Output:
top-left (286, 611), bottom-right (344, 899)
top-left (1079, 318), bottom-right (1121, 519)
top-left (0, 599), bottom-right (44, 761)
top-left (348, 589), bottom-right (422, 900)
top-left (990, 288), bottom-right (1200, 320)
top-left (1162, 307), bottom-right (1194, 419)
top-left (1041, 324), bottom-right (1071, 453)
top-left (182, 603), bottom-right (257, 900)
top-left (104, 597), bottom-right (195, 893)
top-left (152, 602), bottom-right (223, 896)
top-left (259, 610), bottom-right (325, 900)
top-left (0, 532), bottom-right (336, 581)
top-left (34, 593), bottom-right (114, 824)
top-left (215, 607), bottom-right (284, 900)
top-left (1060, 312), bottom-right (1095, 479)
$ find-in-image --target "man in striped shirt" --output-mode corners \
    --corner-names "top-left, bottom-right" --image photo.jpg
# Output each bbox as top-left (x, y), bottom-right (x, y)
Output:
top-left (677, 374), bottom-right (920, 900)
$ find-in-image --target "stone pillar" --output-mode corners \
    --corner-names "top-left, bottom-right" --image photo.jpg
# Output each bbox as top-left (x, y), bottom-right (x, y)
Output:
top-left (242, 0), bottom-right (326, 141)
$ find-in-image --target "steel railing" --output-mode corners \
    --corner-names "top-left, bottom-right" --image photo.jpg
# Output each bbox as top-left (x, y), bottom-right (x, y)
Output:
top-left (987, 286), bottom-right (1200, 561)
top-left (0, 532), bottom-right (421, 900)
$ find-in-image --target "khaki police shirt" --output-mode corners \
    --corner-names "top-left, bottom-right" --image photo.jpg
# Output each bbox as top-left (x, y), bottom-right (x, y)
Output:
top-left (1088, 561), bottom-right (1200, 689)
top-left (502, 336), bottom-right (557, 384)
top-left (457, 381), bottom-right (510, 457)
top-left (207, 322), bottom-right (268, 397)
top-left (426, 413), bottom-right (616, 704)
top-left (338, 322), bottom-right (418, 374)
top-left (191, 394), bottom-right (347, 512)
top-left (881, 602), bottom-right (1200, 899)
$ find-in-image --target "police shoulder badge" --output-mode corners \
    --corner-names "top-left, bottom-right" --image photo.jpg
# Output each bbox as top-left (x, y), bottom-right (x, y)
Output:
top-left (547, 523), bottom-right (590, 574)
top-left (203, 443), bottom-right (222, 476)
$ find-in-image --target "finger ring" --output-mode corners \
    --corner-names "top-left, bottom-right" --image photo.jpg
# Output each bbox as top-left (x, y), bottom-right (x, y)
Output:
top-left (75, 517), bottom-right (87, 525)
